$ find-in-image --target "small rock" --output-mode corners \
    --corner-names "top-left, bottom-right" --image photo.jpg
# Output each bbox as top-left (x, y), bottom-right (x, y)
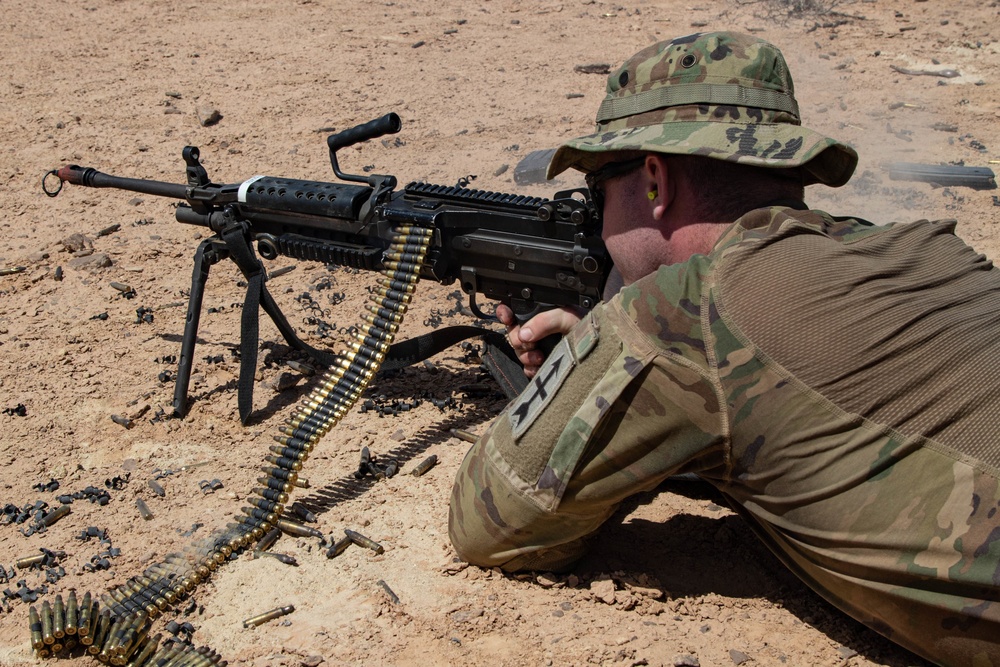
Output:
top-left (451, 607), bottom-right (484, 623)
top-left (590, 576), bottom-right (616, 604)
top-left (301, 656), bottom-right (324, 667)
top-left (196, 106), bottom-right (223, 127)
top-left (836, 646), bottom-right (858, 660)
top-left (574, 63), bottom-right (611, 75)
top-left (673, 655), bottom-right (700, 667)
top-left (68, 253), bottom-right (112, 270)
top-left (535, 572), bottom-right (562, 588)
top-left (729, 650), bottom-right (749, 665)
top-left (268, 372), bottom-right (301, 392)
top-left (28, 251), bottom-right (49, 262)
top-left (390, 428), bottom-right (405, 441)
top-left (61, 233), bottom-right (93, 253)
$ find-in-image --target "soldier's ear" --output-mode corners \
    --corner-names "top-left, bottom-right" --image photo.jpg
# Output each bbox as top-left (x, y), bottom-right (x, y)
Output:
top-left (644, 155), bottom-right (672, 221)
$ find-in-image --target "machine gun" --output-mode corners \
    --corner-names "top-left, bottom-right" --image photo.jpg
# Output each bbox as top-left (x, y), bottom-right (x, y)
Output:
top-left (43, 113), bottom-right (610, 422)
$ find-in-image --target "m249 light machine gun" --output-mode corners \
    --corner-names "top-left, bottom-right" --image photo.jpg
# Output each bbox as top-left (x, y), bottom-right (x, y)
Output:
top-left (44, 113), bottom-right (610, 422)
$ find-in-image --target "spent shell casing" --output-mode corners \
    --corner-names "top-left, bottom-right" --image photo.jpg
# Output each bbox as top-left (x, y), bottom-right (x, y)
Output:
top-left (16, 552), bottom-right (47, 569)
top-left (285, 359), bottom-right (315, 375)
top-left (411, 454), bottom-right (438, 477)
top-left (377, 579), bottom-right (400, 604)
top-left (147, 479), bottom-right (165, 497)
top-left (136, 498), bottom-right (154, 521)
top-left (41, 504), bottom-right (71, 527)
top-left (111, 413), bottom-right (135, 429)
top-left (29, 605), bottom-right (44, 650)
top-left (449, 428), bottom-right (478, 443)
top-left (325, 536), bottom-right (352, 559)
top-left (243, 605), bottom-right (295, 628)
top-left (254, 526), bottom-right (282, 554)
top-left (345, 529), bottom-right (384, 555)
top-left (41, 600), bottom-right (54, 645)
top-left (53, 594), bottom-right (65, 639)
top-left (0, 265), bottom-right (26, 276)
top-left (267, 265), bottom-right (296, 279)
top-left (367, 461), bottom-right (385, 481)
top-left (65, 590), bottom-right (79, 636)
top-left (110, 281), bottom-right (132, 293)
top-left (275, 518), bottom-right (324, 540)
top-left (257, 551), bottom-right (298, 566)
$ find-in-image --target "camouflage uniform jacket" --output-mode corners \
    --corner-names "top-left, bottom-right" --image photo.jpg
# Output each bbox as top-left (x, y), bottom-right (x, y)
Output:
top-left (449, 205), bottom-right (1000, 666)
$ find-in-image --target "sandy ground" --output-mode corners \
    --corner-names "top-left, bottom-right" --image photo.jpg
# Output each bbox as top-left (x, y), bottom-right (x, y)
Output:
top-left (1, 0), bottom-right (999, 665)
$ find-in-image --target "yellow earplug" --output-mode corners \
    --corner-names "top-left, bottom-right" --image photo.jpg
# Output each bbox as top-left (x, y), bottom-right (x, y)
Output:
top-left (648, 190), bottom-right (658, 201)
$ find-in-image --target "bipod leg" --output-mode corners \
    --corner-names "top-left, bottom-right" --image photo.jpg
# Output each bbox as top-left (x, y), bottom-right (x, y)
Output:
top-left (173, 238), bottom-right (229, 418)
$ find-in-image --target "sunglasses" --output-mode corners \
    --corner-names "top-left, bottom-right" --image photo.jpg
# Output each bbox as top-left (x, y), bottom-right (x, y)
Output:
top-left (584, 156), bottom-right (648, 210)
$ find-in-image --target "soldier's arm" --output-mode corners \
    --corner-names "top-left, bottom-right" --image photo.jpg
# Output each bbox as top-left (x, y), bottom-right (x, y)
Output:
top-left (449, 281), bottom-right (727, 572)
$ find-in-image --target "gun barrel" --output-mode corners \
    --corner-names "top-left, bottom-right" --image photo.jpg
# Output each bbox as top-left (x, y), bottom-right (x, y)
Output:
top-left (52, 165), bottom-right (190, 199)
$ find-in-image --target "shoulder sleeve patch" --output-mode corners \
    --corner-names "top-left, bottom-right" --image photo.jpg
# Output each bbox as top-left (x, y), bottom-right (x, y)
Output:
top-left (507, 312), bottom-right (600, 440)
top-left (508, 336), bottom-right (576, 440)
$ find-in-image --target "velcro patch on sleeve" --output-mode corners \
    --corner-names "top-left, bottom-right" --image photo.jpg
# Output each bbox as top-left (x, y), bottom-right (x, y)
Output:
top-left (508, 336), bottom-right (575, 440)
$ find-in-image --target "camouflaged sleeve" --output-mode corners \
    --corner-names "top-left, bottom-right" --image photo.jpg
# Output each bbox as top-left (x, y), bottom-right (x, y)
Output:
top-left (448, 260), bottom-right (728, 572)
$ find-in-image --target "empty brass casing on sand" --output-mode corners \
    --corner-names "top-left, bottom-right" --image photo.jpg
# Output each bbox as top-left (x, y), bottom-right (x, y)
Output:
top-left (345, 529), bottom-right (385, 555)
top-left (243, 605), bottom-right (294, 628)
top-left (325, 536), bottom-right (352, 559)
top-left (411, 455), bottom-right (439, 477)
top-left (275, 518), bottom-right (323, 540)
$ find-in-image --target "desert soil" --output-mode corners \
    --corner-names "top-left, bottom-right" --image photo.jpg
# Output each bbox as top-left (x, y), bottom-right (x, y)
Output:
top-left (1, 0), bottom-right (998, 665)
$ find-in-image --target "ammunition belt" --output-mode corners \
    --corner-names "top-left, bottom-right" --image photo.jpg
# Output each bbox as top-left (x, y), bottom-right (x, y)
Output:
top-left (27, 225), bottom-right (432, 664)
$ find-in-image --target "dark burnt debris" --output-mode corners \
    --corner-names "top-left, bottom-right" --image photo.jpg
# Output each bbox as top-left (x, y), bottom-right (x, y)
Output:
top-left (4, 403), bottom-right (27, 417)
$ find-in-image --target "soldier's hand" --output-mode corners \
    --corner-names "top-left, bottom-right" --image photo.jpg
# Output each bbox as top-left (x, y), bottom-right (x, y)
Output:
top-left (496, 304), bottom-right (583, 378)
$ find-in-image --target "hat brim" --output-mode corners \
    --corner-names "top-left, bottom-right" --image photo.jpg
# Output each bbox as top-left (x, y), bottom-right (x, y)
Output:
top-left (547, 121), bottom-right (858, 188)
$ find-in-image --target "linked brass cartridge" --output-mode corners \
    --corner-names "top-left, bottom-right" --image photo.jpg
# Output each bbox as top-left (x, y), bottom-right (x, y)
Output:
top-left (52, 594), bottom-right (65, 639)
top-left (65, 590), bottom-right (79, 636)
top-left (40, 600), bottom-right (54, 645)
top-left (29, 605), bottom-right (43, 650)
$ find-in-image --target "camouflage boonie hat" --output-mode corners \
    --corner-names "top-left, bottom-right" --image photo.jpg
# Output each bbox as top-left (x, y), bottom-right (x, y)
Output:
top-left (548, 32), bottom-right (858, 187)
